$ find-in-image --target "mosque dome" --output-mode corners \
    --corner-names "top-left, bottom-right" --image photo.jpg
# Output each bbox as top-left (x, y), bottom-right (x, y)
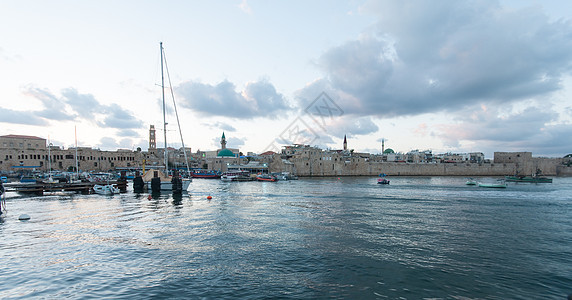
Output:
top-left (383, 148), bottom-right (395, 154)
top-left (217, 148), bottom-right (235, 157)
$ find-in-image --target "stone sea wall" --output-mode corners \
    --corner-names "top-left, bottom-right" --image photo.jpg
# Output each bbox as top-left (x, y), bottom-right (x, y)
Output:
top-left (272, 157), bottom-right (571, 177)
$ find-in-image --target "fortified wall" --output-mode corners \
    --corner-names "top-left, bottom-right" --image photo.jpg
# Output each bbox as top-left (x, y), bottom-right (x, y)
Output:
top-left (269, 148), bottom-right (571, 177)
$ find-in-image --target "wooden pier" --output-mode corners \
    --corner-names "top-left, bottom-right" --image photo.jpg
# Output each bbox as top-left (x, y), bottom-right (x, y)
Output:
top-left (4, 181), bottom-right (127, 195)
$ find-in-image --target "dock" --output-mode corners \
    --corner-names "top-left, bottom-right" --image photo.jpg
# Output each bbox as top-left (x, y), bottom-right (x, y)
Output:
top-left (4, 181), bottom-right (127, 195)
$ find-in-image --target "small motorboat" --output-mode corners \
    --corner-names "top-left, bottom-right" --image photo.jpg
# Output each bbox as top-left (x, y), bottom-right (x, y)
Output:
top-left (256, 174), bottom-right (277, 182)
top-left (93, 184), bottom-right (120, 195)
top-left (478, 180), bottom-right (507, 188)
top-left (466, 178), bottom-right (477, 185)
top-left (377, 178), bottom-right (390, 184)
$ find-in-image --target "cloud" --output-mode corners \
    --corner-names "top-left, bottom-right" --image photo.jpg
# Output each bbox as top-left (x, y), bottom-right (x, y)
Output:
top-left (22, 86), bottom-right (144, 131)
top-left (117, 129), bottom-right (141, 138)
top-left (320, 116), bottom-right (379, 140)
top-left (97, 137), bottom-right (138, 150)
top-left (435, 104), bottom-right (571, 156)
top-left (24, 86), bottom-right (76, 121)
top-left (202, 121), bottom-right (237, 132)
top-left (300, 0), bottom-right (572, 118)
top-left (98, 103), bottom-right (143, 129)
top-left (238, 0), bottom-right (252, 14)
top-left (177, 79), bottom-right (291, 119)
top-left (0, 107), bottom-right (47, 125)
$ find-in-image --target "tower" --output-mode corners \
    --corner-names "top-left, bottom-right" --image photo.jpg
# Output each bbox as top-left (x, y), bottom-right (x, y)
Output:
top-left (149, 125), bottom-right (156, 151)
top-left (221, 132), bottom-right (227, 149)
top-left (382, 138), bottom-right (385, 153)
top-left (343, 135), bottom-right (347, 151)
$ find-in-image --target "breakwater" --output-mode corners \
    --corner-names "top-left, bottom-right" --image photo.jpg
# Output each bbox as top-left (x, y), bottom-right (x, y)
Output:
top-left (284, 161), bottom-right (572, 177)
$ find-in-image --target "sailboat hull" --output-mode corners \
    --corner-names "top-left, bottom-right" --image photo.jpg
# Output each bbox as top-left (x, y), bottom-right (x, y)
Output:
top-left (146, 179), bottom-right (191, 191)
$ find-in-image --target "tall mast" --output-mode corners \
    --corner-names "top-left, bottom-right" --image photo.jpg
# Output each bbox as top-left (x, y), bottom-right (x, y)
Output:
top-left (75, 126), bottom-right (79, 179)
top-left (160, 42), bottom-right (168, 173)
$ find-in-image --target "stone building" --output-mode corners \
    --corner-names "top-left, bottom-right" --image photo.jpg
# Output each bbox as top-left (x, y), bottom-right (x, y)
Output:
top-left (0, 134), bottom-right (144, 173)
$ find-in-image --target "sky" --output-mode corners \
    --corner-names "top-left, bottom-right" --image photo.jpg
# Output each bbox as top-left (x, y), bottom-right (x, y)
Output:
top-left (1, 0), bottom-right (572, 158)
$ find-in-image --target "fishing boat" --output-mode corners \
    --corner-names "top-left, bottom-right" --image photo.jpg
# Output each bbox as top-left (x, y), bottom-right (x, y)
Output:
top-left (190, 170), bottom-right (221, 179)
top-left (505, 169), bottom-right (552, 183)
top-left (93, 184), bottom-right (120, 195)
top-left (142, 42), bottom-right (191, 191)
top-left (504, 175), bottom-right (552, 183)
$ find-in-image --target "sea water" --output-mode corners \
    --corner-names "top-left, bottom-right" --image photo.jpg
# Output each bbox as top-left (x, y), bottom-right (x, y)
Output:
top-left (1, 176), bottom-right (571, 299)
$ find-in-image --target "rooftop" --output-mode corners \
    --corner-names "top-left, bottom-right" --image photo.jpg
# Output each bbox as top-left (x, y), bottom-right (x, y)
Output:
top-left (1, 135), bottom-right (46, 140)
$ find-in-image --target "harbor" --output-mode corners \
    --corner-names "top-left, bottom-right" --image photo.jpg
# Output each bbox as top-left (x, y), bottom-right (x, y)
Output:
top-left (3, 180), bottom-right (127, 195)
top-left (1, 176), bottom-right (571, 299)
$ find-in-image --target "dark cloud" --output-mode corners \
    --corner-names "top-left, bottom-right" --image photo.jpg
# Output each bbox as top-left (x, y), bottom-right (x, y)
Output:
top-left (177, 79), bottom-right (291, 119)
top-left (301, 1), bottom-right (572, 118)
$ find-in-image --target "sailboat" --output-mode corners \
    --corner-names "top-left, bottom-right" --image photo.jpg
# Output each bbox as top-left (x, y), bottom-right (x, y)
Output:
top-left (43, 137), bottom-right (57, 184)
top-left (143, 42), bottom-right (192, 191)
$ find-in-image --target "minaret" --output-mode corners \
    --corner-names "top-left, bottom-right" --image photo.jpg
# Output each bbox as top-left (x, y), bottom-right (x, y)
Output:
top-left (382, 138), bottom-right (385, 153)
top-left (221, 132), bottom-right (227, 149)
top-left (149, 125), bottom-right (156, 151)
top-left (343, 135), bottom-right (347, 151)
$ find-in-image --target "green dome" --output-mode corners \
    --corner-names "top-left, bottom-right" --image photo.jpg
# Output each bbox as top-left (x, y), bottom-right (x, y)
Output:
top-left (383, 148), bottom-right (395, 154)
top-left (217, 148), bottom-right (235, 157)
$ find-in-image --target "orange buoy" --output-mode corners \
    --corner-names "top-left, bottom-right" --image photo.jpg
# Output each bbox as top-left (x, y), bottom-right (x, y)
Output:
top-left (207, 195), bottom-right (212, 200)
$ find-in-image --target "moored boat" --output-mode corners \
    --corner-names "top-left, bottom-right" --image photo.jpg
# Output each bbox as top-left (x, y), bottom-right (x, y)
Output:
top-left (221, 170), bottom-right (252, 182)
top-left (142, 169), bottom-right (191, 191)
top-left (256, 174), bottom-right (277, 182)
top-left (504, 175), bottom-right (552, 183)
top-left (191, 170), bottom-right (221, 179)
top-left (93, 184), bottom-right (120, 195)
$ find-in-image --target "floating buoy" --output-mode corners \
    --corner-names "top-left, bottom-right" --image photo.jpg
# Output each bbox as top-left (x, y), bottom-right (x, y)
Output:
top-left (18, 214), bottom-right (31, 221)
top-left (207, 196), bottom-right (212, 200)
top-left (147, 195), bottom-right (152, 200)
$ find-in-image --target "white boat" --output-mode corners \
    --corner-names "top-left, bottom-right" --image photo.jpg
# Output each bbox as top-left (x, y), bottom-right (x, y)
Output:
top-left (93, 184), bottom-right (120, 195)
top-left (143, 42), bottom-right (192, 192)
top-left (142, 169), bottom-right (191, 191)
top-left (478, 180), bottom-right (507, 188)
top-left (221, 170), bottom-right (252, 182)
top-left (466, 178), bottom-right (477, 185)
